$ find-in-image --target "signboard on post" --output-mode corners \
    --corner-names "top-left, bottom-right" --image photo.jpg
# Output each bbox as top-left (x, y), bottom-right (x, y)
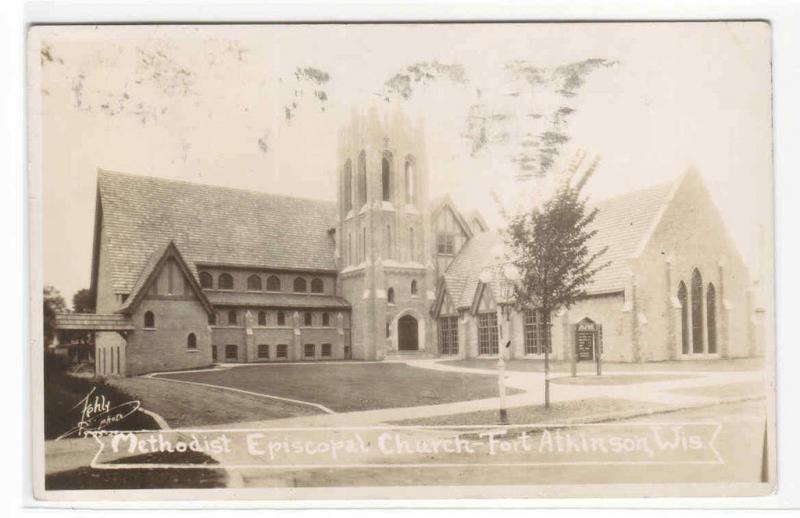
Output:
top-left (575, 318), bottom-right (596, 361)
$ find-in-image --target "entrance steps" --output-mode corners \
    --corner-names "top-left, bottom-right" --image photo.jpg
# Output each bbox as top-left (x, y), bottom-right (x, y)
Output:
top-left (383, 350), bottom-right (437, 361)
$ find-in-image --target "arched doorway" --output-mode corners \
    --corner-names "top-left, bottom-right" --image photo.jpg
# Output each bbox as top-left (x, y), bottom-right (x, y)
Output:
top-left (398, 314), bottom-right (419, 351)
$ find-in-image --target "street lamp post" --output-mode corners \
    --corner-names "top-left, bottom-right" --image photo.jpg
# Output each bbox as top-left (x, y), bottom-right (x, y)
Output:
top-left (481, 254), bottom-right (521, 425)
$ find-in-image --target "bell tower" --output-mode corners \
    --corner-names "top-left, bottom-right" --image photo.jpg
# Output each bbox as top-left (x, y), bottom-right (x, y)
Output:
top-left (335, 107), bottom-right (435, 360)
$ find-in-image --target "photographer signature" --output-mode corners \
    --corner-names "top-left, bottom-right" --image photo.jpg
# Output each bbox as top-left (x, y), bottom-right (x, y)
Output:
top-left (57, 386), bottom-right (141, 440)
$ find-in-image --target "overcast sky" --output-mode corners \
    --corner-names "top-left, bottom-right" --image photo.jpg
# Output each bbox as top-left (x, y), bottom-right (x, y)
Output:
top-left (33, 22), bottom-right (772, 305)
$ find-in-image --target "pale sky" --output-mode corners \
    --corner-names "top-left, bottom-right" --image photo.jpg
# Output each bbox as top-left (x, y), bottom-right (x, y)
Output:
top-left (33, 23), bottom-right (773, 305)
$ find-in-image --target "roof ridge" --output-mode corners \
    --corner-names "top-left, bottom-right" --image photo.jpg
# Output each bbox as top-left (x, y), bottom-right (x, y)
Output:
top-left (589, 177), bottom-right (676, 208)
top-left (97, 168), bottom-right (337, 207)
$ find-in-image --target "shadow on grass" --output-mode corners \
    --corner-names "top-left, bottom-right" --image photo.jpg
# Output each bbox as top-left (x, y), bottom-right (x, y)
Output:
top-left (45, 450), bottom-right (226, 490)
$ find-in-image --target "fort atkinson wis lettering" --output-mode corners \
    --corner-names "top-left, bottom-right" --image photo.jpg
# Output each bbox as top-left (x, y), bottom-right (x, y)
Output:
top-left (106, 426), bottom-right (713, 464)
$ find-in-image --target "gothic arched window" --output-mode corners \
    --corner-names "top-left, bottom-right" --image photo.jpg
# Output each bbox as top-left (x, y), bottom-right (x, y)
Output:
top-left (144, 311), bottom-right (155, 329)
top-left (293, 277), bottom-right (307, 293)
top-left (387, 287), bottom-right (395, 304)
top-left (344, 158), bottom-right (353, 212)
top-left (199, 271), bottom-right (213, 289)
top-left (266, 275), bottom-right (281, 291)
top-left (247, 274), bottom-right (262, 291)
top-left (691, 269), bottom-right (703, 354)
top-left (218, 273), bottom-right (234, 290)
top-left (677, 281), bottom-right (689, 354)
top-left (707, 283), bottom-right (717, 354)
top-left (382, 153), bottom-right (392, 202)
top-left (310, 278), bottom-right (324, 294)
top-left (187, 333), bottom-right (197, 349)
top-left (357, 150), bottom-right (367, 207)
top-left (404, 157), bottom-right (416, 206)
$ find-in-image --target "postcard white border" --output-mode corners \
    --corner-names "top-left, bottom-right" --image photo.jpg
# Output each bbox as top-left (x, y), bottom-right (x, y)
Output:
top-left (6, 0), bottom-right (798, 512)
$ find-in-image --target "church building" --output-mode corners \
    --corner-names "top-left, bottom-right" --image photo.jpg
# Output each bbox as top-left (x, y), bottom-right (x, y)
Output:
top-left (53, 110), bottom-right (764, 376)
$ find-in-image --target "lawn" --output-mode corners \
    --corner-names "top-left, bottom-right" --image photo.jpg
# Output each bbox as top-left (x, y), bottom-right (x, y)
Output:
top-left (157, 363), bottom-right (522, 413)
top-left (44, 356), bottom-right (158, 440)
top-left (439, 357), bottom-right (765, 373)
top-left (110, 376), bottom-right (321, 428)
top-left (388, 397), bottom-right (670, 427)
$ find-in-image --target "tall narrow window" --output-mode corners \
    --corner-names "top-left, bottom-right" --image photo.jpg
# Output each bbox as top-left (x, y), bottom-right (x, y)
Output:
top-left (247, 274), bottom-right (262, 291)
top-left (381, 154), bottom-right (392, 202)
top-left (524, 309), bottom-right (550, 354)
top-left (310, 278), bottom-right (324, 293)
top-left (187, 333), bottom-right (197, 349)
top-left (293, 277), bottom-right (307, 293)
top-left (691, 269), bottom-right (704, 354)
top-left (343, 158), bottom-right (353, 212)
top-left (266, 275), bottom-right (281, 291)
top-left (707, 283), bottom-right (717, 354)
top-left (408, 227), bottom-right (415, 261)
top-left (385, 225), bottom-right (392, 259)
top-left (678, 281), bottom-right (689, 354)
top-left (438, 316), bottom-right (459, 355)
top-left (277, 311), bottom-right (286, 326)
top-left (404, 157), bottom-right (416, 205)
top-left (144, 311), bottom-right (155, 329)
top-left (199, 272), bottom-right (213, 289)
top-left (410, 280), bottom-right (418, 296)
top-left (348, 232), bottom-right (352, 265)
top-left (362, 227), bottom-right (366, 262)
top-left (304, 312), bottom-right (313, 326)
top-left (478, 313), bottom-right (499, 355)
top-left (357, 150), bottom-right (367, 207)
top-left (387, 287), bottom-right (395, 304)
top-left (258, 311), bottom-right (267, 326)
top-left (228, 310), bottom-right (237, 326)
top-left (218, 273), bottom-right (233, 290)
top-left (322, 312), bottom-right (330, 326)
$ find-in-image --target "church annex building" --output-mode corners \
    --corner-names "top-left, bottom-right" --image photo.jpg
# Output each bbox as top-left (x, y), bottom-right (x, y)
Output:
top-left (53, 113), bottom-right (765, 377)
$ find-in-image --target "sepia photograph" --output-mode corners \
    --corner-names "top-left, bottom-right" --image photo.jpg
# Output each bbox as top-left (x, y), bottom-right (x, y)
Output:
top-left (27, 21), bottom-right (775, 500)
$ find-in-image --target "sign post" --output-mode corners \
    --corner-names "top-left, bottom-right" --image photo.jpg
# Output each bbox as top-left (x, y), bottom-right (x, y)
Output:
top-left (595, 323), bottom-right (603, 376)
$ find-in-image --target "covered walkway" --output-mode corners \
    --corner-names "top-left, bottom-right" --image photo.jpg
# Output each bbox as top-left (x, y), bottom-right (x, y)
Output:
top-left (52, 313), bottom-right (134, 376)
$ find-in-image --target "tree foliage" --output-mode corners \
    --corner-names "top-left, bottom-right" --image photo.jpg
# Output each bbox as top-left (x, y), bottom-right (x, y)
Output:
top-left (72, 288), bottom-right (95, 314)
top-left (505, 158), bottom-right (610, 336)
top-left (43, 286), bottom-right (67, 347)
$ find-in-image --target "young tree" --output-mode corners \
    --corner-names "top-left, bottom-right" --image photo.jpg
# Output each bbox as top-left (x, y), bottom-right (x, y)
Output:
top-left (505, 158), bottom-right (609, 407)
top-left (43, 286), bottom-right (67, 347)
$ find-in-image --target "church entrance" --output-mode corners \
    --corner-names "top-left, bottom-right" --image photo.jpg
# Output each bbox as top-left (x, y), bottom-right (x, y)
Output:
top-left (398, 314), bottom-right (419, 351)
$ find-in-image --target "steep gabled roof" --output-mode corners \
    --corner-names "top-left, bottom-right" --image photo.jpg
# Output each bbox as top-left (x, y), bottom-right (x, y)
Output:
top-left (442, 232), bottom-right (505, 309)
top-left (116, 240), bottom-right (213, 315)
top-left (430, 194), bottom-right (475, 240)
top-left (583, 179), bottom-right (676, 294)
top-left (95, 170), bottom-right (338, 295)
top-left (465, 209), bottom-right (489, 233)
top-left (441, 175), bottom-right (680, 310)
